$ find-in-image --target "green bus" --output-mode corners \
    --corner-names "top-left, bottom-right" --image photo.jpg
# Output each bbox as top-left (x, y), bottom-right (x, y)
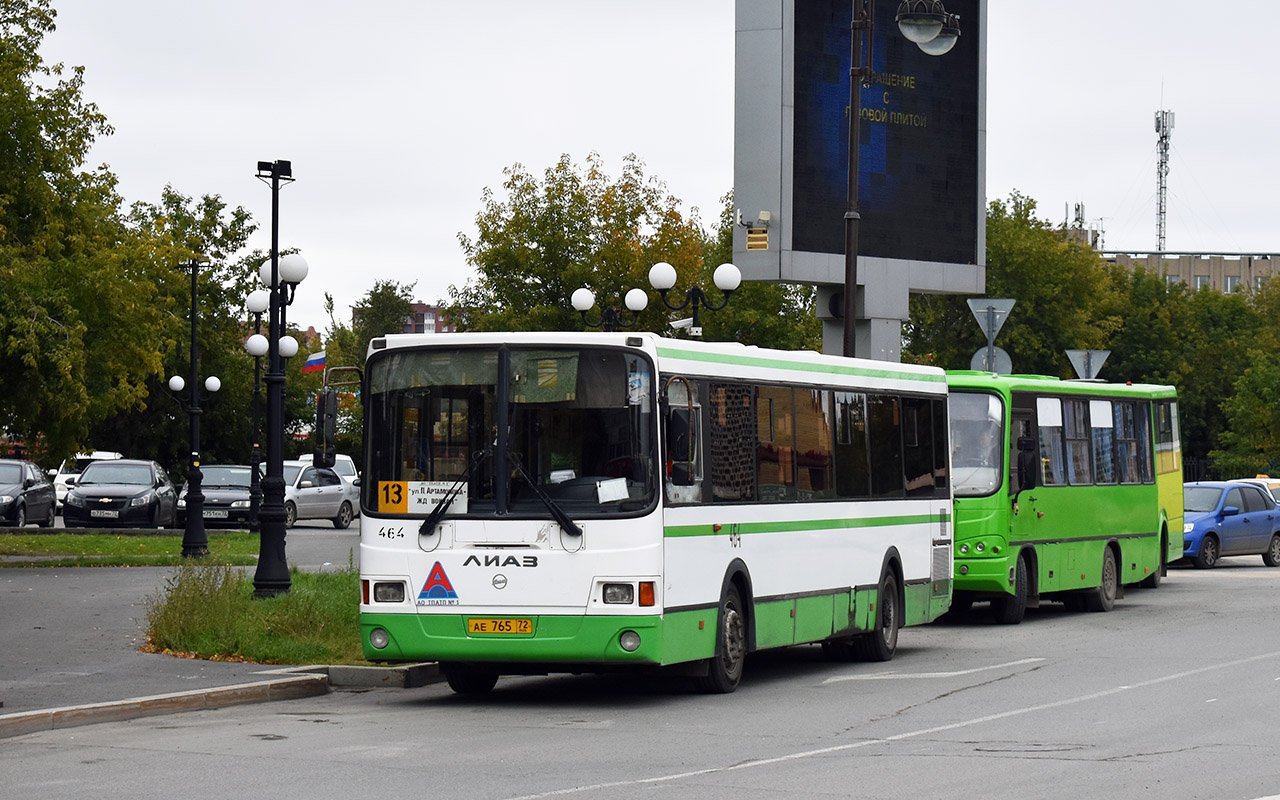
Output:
top-left (947, 372), bottom-right (1182, 624)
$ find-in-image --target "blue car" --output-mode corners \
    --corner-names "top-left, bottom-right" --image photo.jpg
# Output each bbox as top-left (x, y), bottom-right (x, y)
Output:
top-left (1183, 481), bottom-right (1280, 569)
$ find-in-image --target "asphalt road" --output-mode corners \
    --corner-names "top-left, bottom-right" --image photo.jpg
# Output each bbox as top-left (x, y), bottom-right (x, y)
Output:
top-left (3, 556), bottom-right (1279, 799)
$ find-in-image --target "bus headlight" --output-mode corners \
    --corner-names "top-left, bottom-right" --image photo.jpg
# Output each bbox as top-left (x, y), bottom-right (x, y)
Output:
top-left (369, 628), bottom-right (390, 649)
top-left (373, 582), bottom-right (405, 603)
top-left (974, 542), bottom-right (985, 553)
top-left (603, 583), bottom-right (634, 604)
top-left (619, 631), bottom-right (641, 652)
top-left (959, 544), bottom-right (969, 555)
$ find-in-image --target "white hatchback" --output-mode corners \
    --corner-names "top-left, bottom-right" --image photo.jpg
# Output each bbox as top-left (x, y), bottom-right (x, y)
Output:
top-left (277, 462), bottom-right (360, 529)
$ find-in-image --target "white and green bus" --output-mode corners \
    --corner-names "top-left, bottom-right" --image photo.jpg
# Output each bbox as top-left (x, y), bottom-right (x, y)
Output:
top-left (358, 332), bottom-right (953, 693)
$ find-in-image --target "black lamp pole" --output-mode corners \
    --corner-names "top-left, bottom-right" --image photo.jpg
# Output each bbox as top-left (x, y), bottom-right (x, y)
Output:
top-left (253, 159), bottom-right (294, 598)
top-left (248, 304), bottom-right (264, 536)
top-left (178, 258), bottom-right (210, 557)
top-left (648, 262), bottom-right (740, 338)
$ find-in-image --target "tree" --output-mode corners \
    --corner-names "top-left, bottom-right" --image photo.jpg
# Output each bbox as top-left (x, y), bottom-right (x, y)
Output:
top-left (352, 279), bottom-right (415, 367)
top-left (0, 1), bottom-right (170, 462)
top-left (905, 192), bottom-right (1118, 374)
top-left (449, 153), bottom-right (821, 351)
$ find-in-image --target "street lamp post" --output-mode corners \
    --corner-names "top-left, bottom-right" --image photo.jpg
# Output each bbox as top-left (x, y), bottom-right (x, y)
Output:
top-left (169, 258), bottom-right (220, 557)
top-left (842, 0), bottom-right (959, 358)
top-left (648, 261), bottom-right (741, 337)
top-left (570, 286), bottom-right (649, 331)
top-left (252, 159), bottom-right (307, 598)
top-left (244, 289), bottom-right (270, 536)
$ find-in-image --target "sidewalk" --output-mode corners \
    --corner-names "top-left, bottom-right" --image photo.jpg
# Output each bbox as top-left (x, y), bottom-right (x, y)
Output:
top-left (0, 528), bottom-right (439, 738)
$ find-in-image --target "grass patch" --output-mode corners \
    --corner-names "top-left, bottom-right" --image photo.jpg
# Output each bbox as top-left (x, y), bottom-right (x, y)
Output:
top-left (143, 562), bottom-right (369, 665)
top-left (0, 532), bottom-right (260, 567)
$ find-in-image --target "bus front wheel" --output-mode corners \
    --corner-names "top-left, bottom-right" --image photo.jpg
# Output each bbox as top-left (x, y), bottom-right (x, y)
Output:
top-left (443, 664), bottom-right (499, 695)
top-left (990, 555), bottom-right (1028, 625)
top-left (853, 569), bottom-right (899, 662)
top-left (696, 584), bottom-right (746, 693)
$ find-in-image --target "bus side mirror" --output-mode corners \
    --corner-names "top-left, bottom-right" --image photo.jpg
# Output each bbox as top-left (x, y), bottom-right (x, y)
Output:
top-left (1017, 436), bottom-right (1038, 492)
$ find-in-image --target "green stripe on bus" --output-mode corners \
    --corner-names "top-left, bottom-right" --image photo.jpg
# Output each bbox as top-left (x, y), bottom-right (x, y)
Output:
top-left (656, 347), bottom-right (945, 384)
top-left (664, 511), bottom-right (950, 538)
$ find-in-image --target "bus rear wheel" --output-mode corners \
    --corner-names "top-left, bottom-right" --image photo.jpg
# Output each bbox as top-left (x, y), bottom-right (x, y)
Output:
top-left (696, 584), bottom-right (746, 693)
top-left (443, 664), bottom-right (499, 695)
top-left (853, 569), bottom-right (899, 662)
top-left (1083, 548), bottom-right (1118, 612)
top-left (990, 555), bottom-right (1028, 625)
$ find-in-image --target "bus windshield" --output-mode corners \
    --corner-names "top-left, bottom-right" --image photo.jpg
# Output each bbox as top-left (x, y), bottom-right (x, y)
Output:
top-left (950, 391), bottom-right (1005, 497)
top-left (366, 345), bottom-right (656, 517)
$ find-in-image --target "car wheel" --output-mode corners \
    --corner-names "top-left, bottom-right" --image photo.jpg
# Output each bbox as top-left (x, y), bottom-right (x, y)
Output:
top-left (853, 568), bottom-right (900, 661)
top-left (990, 554), bottom-right (1028, 625)
top-left (1194, 535), bottom-right (1219, 569)
top-left (695, 584), bottom-right (747, 693)
top-left (1083, 547), bottom-right (1118, 611)
top-left (332, 501), bottom-right (353, 530)
top-left (284, 501), bottom-right (297, 529)
top-left (14, 505), bottom-right (26, 528)
top-left (1263, 534), bottom-right (1280, 567)
top-left (38, 503), bottom-right (55, 528)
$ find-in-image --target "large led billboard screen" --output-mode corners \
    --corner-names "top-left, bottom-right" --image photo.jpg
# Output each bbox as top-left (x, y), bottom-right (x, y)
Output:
top-left (734, 0), bottom-right (985, 296)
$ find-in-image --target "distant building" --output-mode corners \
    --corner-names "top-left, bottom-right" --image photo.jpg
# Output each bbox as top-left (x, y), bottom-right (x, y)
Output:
top-left (351, 302), bottom-right (455, 334)
top-left (1105, 253), bottom-right (1280, 293)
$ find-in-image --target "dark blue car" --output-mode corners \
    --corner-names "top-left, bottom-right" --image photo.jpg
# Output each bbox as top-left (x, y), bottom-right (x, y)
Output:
top-left (1183, 481), bottom-right (1280, 569)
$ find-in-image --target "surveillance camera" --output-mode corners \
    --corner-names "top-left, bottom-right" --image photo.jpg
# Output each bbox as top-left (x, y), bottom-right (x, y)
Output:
top-left (670, 318), bottom-right (694, 329)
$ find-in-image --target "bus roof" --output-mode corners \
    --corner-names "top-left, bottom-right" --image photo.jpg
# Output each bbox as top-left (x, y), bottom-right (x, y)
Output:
top-left (945, 370), bottom-right (1178, 399)
top-left (370, 331), bottom-right (947, 394)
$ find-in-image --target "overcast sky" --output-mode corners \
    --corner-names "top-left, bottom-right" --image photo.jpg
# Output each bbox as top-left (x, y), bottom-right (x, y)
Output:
top-left (36, 0), bottom-right (1279, 332)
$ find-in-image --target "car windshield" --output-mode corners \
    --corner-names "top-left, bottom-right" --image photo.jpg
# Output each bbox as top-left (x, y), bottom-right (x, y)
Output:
top-left (200, 466), bottom-right (251, 489)
top-left (1184, 486), bottom-right (1224, 513)
top-left (333, 460), bottom-right (356, 477)
top-left (0, 464), bottom-right (22, 483)
top-left (283, 464), bottom-right (301, 484)
top-left (79, 463), bottom-right (152, 486)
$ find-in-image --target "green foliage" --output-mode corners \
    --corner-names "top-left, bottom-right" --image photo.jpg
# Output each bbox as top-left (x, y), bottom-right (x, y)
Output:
top-left (906, 192), bottom-right (1117, 374)
top-left (352, 279), bottom-right (415, 366)
top-left (144, 563), bottom-right (366, 665)
top-left (448, 155), bottom-right (821, 351)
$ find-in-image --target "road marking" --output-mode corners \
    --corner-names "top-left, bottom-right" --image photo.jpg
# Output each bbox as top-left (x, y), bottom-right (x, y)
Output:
top-left (823, 657), bottom-right (1044, 683)
top-left (505, 649), bottom-right (1280, 800)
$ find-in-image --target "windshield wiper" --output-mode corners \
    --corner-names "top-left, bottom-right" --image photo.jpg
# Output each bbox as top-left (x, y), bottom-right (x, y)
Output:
top-left (420, 449), bottom-right (486, 538)
top-left (507, 448), bottom-right (583, 537)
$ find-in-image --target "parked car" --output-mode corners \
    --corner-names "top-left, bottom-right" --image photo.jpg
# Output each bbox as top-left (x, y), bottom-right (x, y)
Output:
top-left (63, 459), bottom-right (178, 529)
top-left (49, 450), bottom-right (123, 513)
top-left (270, 462), bottom-right (359, 529)
top-left (0, 458), bottom-right (56, 527)
top-left (1237, 474), bottom-right (1280, 502)
top-left (177, 465), bottom-right (254, 528)
top-left (1182, 480), bottom-right (1280, 568)
top-left (287, 454), bottom-right (359, 486)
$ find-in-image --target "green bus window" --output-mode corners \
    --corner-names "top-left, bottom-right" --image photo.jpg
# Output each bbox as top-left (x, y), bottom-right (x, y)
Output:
top-left (1114, 402), bottom-right (1140, 484)
top-left (1064, 399), bottom-right (1093, 485)
top-left (951, 392), bottom-right (1004, 497)
top-left (1090, 399), bottom-right (1116, 485)
top-left (1036, 397), bottom-right (1067, 485)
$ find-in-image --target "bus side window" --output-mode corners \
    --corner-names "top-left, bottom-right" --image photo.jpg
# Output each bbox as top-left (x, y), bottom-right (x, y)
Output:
top-left (664, 377), bottom-right (704, 503)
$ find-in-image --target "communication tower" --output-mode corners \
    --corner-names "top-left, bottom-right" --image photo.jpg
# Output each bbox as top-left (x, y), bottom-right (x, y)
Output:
top-left (1155, 109), bottom-right (1175, 251)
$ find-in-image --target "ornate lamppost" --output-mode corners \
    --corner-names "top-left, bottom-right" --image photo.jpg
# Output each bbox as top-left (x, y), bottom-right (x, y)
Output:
top-left (842, 0), bottom-right (959, 358)
top-left (168, 258), bottom-right (220, 557)
top-left (570, 286), bottom-right (648, 331)
top-left (252, 159), bottom-right (307, 598)
top-left (648, 261), bottom-right (741, 337)
top-left (244, 288), bottom-right (270, 535)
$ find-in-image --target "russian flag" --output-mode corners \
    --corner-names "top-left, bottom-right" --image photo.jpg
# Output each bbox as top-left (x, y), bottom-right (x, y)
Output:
top-left (302, 350), bottom-right (325, 374)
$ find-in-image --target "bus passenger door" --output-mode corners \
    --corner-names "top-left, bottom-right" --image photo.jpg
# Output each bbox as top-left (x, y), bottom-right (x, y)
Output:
top-left (1009, 407), bottom-right (1056, 593)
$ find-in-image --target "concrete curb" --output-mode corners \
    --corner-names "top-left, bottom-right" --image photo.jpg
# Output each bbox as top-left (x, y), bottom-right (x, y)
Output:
top-left (0, 663), bottom-right (444, 740)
